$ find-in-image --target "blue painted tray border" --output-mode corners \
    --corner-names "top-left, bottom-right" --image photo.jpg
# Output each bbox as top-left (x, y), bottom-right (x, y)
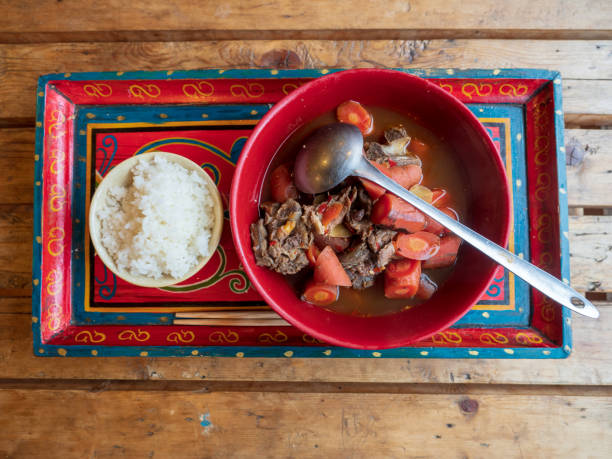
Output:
top-left (32, 68), bottom-right (571, 358)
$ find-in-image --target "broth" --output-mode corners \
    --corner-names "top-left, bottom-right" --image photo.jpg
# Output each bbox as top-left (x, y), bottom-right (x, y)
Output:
top-left (260, 105), bottom-right (470, 316)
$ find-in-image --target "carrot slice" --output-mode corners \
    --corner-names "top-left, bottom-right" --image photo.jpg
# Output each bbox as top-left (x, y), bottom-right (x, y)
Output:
top-left (270, 164), bottom-right (298, 203)
top-left (384, 259), bottom-right (421, 298)
top-left (371, 193), bottom-right (427, 233)
top-left (314, 246), bottom-right (352, 287)
top-left (360, 162), bottom-right (422, 200)
top-left (431, 188), bottom-right (450, 208)
top-left (424, 207), bottom-right (458, 236)
top-left (395, 231), bottom-right (441, 260)
top-left (306, 243), bottom-right (321, 267)
top-left (321, 202), bottom-right (344, 227)
top-left (336, 100), bottom-right (373, 135)
top-left (302, 279), bottom-right (339, 306)
top-left (422, 235), bottom-right (462, 269)
top-left (416, 273), bottom-right (438, 300)
top-left (408, 138), bottom-right (429, 156)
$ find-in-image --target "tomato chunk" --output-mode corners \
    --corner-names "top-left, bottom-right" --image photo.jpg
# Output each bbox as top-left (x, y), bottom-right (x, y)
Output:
top-left (395, 231), bottom-right (441, 260)
top-left (371, 193), bottom-right (427, 233)
top-left (302, 279), bottom-right (339, 306)
top-left (314, 246), bottom-right (352, 287)
top-left (384, 259), bottom-right (421, 298)
top-left (431, 188), bottom-right (450, 208)
top-left (424, 207), bottom-right (458, 236)
top-left (336, 100), bottom-right (373, 135)
top-left (321, 202), bottom-right (344, 227)
top-left (422, 234), bottom-right (462, 269)
top-left (270, 164), bottom-right (298, 203)
top-left (306, 243), bottom-right (321, 267)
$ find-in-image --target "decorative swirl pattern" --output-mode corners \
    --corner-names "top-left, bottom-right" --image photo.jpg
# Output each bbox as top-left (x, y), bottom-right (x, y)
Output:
top-left (83, 83), bottom-right (113, 98)
top-left (49, 149), bottom-right (64, 176)
top-left (46, 303), bottom-right (62, 331)
top-left (118, 329), bottom-right (151, 342)
top-left (94, 264), bottom-right (117, 300)
top-left (302, 334), bottom-right (324, 344)
top-left (96, 134), bottom-right (118, 176)
top-left (201, 163), bottom-right (220, 185)
top-left (534, 172), bottom-right (552, 203)
top-left (438, 83), bottom-right (453, 94)
top-left (480, 332), bottom-right (509, 345)
top-left (167, 330), bottom-right (196, 344)
top-left (230, 83), bottom-right (264, 98)
top-left (161, 246), bottom-right (251, 294)
top-left (49, 184), bottom-right (67, 213)
top-left (48, 110), bottom-right (66, 139)
top-left (499, 83), bottom-right (528, 97)
top-left (281, 83), bottom-right (299, 95)
top-left (75, 330), bottom-right (106, 344)
top-left (533, 135), bottom-right (550, 166)
top-left (461, 83), bottom-right (492, 100)
top-left (129, 84), bottom-right (161, 99)
top-left (45, 269), bottom-right (62, 296)
top-left (47, 227), bottom-right (65, 257)
top-left (182, 81), bottom-right (214, 99)
top-left (258, 330), bottom-right (288, 344)
top-left (431, 331), bottom-right (462, 344)
top-left (536, 214), bottom-right (552, 244)
top-left (515, 332), bottom-right (543, 345)
top-left (209, 330), bottom-right (239, 344)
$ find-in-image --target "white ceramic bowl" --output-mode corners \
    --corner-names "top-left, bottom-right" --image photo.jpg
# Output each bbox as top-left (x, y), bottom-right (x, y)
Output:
top-left (88, 151), bottom-right (223, 288)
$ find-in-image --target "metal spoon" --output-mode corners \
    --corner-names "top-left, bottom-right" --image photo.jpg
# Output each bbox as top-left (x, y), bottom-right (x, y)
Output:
top-left (294, 123), bottom-right (599, 319)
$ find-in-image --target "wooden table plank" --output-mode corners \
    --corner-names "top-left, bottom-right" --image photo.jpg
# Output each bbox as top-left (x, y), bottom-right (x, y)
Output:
top-left (566, 129), bottom-right (612, 208)
top-left (1, 0), bottom-right (610, 42)
top-left (1, 306), bottom-right (610, 384)
top-left (569, 216), bottom-right (612, 293)
top-left (0, 40), bottom-right (611, 123)
top-left (1, 388), bottom-right (610, 458)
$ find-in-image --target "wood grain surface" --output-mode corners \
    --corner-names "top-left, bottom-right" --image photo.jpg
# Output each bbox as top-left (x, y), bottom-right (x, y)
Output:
top-left (1, 1), bottom-right (611, 456)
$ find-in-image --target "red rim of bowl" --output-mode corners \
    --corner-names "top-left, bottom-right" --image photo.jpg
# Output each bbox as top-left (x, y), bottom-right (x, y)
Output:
top-left (230, 68), bottom-right (511, 349)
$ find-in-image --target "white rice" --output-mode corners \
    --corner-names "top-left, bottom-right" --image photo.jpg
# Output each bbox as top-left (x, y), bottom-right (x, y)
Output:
top-left (96, 154), bottom-right (215, 279)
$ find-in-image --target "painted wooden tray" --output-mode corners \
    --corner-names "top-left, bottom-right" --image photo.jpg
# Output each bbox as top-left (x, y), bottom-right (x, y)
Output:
top-left (32, 68), bottom-right (570, 358)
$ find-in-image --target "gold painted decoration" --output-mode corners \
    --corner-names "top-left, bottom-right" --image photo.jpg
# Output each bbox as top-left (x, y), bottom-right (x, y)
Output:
top-left (209, 330), bottom-right (239, 344)
top-left (46, 303), bottom-right (62, 331)
top-left (83, 83), bottom-right (113, 98)
top-left (47, 227), bottom-right (65, 257)
top-left (48, 110), bottom-right (66, 139)
top-left (499, 83), bottom-right (528, 97)
top-left (438, 83), bottom-right (453, 93)
top-left (49, 149), bottom-right (65, 175)
top-left (166, 330), bottom-right (196, 344)
top-left (129, 84), bottom-right (161, 99)
top-left (118, 329), bottom-right (151, 342)
top-left (182, 81), bottom-right (214, 99)
top-left (302, 334), bottom-right (323, 344)
top-left (461, 83), bottom-right (492, 100)
top-left (45, 269), bottom-right (62, 296)
top-left (281, 83), bottom-right (299, 95)
top-left (534, 172), bottom-right (552, 202)
top-left (536, 214), bottom-right (552, 244)
top-left (49, 184), bottom-right (67, 212)
top-left (257, 330), bottom-right (288, 344)
top-left (515, 332), bottom-right (543, 345)
top-left (431, 331), bottom-right (462, 344)
top-left (230, 83), bottom-right (265, 98)
top-left (533, 136), bottom-right (550, 165)
top-left (75, 330), bottom-right (106, 344)
top-left (479, 332), bottom-right (509, 345)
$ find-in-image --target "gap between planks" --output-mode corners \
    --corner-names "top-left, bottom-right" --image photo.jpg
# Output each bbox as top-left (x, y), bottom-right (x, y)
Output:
top-left (0, 379), bottom-right (611, 396)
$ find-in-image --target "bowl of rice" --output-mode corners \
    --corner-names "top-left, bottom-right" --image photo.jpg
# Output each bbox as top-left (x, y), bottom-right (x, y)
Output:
top-left (89, 152), bottom-right (223, 288)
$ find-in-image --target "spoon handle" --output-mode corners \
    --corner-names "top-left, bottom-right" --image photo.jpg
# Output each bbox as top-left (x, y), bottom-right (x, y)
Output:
top-left (357, 160), bottom-right (599, 319)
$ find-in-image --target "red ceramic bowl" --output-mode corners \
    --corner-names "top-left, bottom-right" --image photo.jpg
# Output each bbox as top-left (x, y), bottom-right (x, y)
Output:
top-left (230, 69), bottom-right (511, 349)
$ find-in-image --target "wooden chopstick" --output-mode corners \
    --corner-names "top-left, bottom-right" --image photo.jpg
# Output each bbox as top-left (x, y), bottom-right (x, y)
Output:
top-left (173, 318), bottom-right (291, 327)
top-left (174, 311), bottom-right (279, 319)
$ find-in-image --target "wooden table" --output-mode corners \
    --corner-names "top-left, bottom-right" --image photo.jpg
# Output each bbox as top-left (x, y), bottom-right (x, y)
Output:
top-left (1, 1), bottom-right (611, 456)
